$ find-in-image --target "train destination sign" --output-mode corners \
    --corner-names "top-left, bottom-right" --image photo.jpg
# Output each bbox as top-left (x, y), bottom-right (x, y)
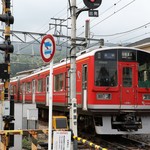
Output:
top-left (40, 34), bottom-right (56, 63)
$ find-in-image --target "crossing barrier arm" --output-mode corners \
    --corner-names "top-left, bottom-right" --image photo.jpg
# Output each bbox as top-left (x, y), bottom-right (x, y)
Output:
top-left (72, 135), bottom-right (107, 150)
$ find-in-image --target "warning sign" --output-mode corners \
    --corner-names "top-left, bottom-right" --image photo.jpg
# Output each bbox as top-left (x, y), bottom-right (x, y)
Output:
top-left (53, 131), bottom-right (71, 150)
top-left (40, 34), bottom-right (56, 63)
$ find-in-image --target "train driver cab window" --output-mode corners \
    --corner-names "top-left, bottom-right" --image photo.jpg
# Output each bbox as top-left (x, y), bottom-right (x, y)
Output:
top-left (54, 73), bottom-right (63, 92)
top-left (95, 50), bottom-right (117, 87)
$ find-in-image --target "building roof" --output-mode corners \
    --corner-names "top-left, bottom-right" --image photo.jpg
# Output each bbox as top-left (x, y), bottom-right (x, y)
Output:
top-left (127, 38), bottom-right (150, 47)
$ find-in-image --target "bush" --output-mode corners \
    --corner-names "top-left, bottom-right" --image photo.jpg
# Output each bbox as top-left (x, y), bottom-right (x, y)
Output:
top-left (22, 137), bottom-right (31, 150)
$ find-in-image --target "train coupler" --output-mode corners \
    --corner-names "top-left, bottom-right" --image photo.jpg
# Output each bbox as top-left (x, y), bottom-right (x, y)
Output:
top-left (112, 114), bottom-right (142, 131)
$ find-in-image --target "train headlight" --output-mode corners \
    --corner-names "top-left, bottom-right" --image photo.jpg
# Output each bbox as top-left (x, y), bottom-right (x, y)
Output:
top-left (143, 94), bottom-right (150, 100)
top-left (96, 93), bottom-right (111, 100)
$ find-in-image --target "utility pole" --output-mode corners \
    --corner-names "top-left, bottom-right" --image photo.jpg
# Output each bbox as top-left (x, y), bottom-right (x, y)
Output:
top-left (69, 0), bottom-right (102, 146)
top-left (69, 1), bottom-right (102, 149)
top-left (70, 0), bottom-right (78, 141)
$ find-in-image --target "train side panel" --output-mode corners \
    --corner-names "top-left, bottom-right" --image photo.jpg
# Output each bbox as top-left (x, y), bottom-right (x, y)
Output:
top-left (53, 64), bottom-right (68, 105)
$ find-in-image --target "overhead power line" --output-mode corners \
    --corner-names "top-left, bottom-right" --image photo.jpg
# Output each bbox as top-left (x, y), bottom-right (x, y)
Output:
top-left (90, 0), bottom-right (136, 29)
top-left (93, 22), bottom-right (150, 37)
top-left (77, 0), bottom-right (123, 37)
top-left (123, 32), bottom-right (150, 42)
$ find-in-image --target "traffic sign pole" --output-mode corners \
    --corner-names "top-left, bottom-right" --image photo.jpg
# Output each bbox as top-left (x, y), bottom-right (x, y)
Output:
top-left (48, 59), bottom-right (53, 150)
top-left (40, 34), bottom-right (56, 150)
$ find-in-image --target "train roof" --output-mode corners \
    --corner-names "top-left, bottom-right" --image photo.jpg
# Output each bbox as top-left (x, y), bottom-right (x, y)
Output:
top-left (11, 46), bottom-right (150, 81)
top-left (80, 46), bottom-right (150, 55)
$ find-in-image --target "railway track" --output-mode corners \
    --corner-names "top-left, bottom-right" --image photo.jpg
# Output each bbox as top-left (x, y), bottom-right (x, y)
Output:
top-left (99, 135), bottom-right (150, 150)
top-left (38, 122), bottom-right (150, 150)
top-left (77, 134), bottom-right (150, 150)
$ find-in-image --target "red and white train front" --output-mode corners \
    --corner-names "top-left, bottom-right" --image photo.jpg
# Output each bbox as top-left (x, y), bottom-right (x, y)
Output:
top-left (84, 47), bottom-right (150, 134)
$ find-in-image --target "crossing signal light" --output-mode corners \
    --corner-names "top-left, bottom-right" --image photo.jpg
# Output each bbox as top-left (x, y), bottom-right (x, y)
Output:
top-left (90, 0), bottom-right (95, 2)
top-left (0, 13), bottom-right (14, 25)
top-left (0, 42), bottom-right (14, 53)
top-left (83, 0), bottom-right (102, 9)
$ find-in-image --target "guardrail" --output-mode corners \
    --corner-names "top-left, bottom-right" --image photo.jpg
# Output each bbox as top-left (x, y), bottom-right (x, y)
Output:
top-left (0, 129), bottom-right (48, 150)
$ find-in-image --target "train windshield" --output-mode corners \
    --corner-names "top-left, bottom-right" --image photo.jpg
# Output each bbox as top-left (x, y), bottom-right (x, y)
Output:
top-left (95, 49), bottom-right (150, 88)
top-left (95, 50), bottom-right (117, 87)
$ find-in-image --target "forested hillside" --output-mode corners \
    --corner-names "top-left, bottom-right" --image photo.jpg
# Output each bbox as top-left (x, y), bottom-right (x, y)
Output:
top-left (0, 42), bottom-right (69, 77)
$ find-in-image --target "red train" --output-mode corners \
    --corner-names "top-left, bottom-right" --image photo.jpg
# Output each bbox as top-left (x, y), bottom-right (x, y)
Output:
top-left (1, 46), bottom-right (150, 134)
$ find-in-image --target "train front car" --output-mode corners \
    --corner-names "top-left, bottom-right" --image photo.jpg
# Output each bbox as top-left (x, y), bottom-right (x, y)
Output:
top-left (86, 47), bottom-right (150, 135)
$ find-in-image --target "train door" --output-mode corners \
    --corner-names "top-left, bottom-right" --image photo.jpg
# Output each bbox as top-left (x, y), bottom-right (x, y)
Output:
top-left (32, 80), bottom-right (35, 103)
top-left (119, 62), bottom-right (138, 107)
top-left (46, 76), bottom-right (49, 106)
top-left (22, 83), bottom-right (25, 103)
top-left (82, 64), bottom-right (88, 110)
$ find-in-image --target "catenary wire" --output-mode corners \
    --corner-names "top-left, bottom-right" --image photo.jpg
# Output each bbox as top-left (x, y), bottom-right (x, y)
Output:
top-left (94, 22), bottom-right (150, 37)
top-left (90, 0), bottom-right (136, 29)
top-left (77, 0), bottom-right (122, 36)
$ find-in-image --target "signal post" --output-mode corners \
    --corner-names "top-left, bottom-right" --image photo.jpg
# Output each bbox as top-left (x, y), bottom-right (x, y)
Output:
top-left (0, 0), bottom-right (14, 149)
top-left (69, 0), bottom-right (102, 149)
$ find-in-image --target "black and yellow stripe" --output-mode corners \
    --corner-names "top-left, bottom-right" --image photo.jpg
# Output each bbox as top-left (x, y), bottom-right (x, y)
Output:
top-left (73, 135), bottom-right (107, 150)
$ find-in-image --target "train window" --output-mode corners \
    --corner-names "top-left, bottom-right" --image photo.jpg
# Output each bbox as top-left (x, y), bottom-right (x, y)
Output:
top-left (95, 52), bottom-right (102, 60)
top-left (10, 85), bottom-right (12, 94)
top-left (37, 79), bottom-right (43, 92)
top-left (137, 51), bottom-right (150, 88)
top-left (26, 82), bottom-right (31, 93)
top-left (14, 85), bottom-right (16, 94)
top-left (82, 65), bottom-right (87, 89)
top-left (123, 67), bottom-right (132, 87)
top-left (20, 84), bottom-right (22, 94)
top-left (54, 73), bottom-right (63, 91)
top-left (95, 51), bottom-right (117, 87)
top-left (138, 69), bottom-right (150, 88)
top-left (10, 85), bottom-right (16, 95)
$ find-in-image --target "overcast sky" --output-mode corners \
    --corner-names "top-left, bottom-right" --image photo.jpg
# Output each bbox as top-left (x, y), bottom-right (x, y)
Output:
top-left (2, 0), bottom-right (150, 44)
